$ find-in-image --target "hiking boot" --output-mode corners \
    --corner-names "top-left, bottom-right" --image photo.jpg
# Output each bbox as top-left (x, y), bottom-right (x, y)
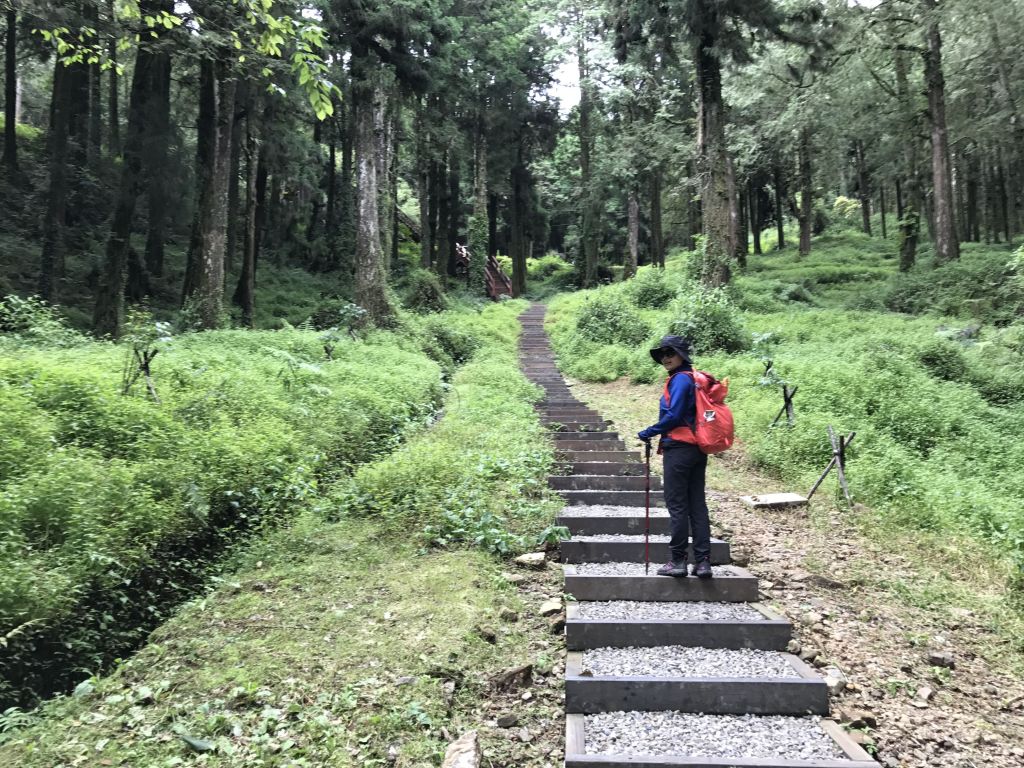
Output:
top-left (657, 561), bottom-right (687, 577)
top-left (694, 559), bottom-right (713, 579)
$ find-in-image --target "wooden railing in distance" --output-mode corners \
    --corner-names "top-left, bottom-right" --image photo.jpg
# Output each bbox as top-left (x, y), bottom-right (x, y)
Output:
top-left (455, 244), bottom-right (513, 300)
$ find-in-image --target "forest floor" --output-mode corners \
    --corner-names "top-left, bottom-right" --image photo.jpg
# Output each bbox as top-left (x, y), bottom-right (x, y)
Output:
top-left (568, 376), bottom-right (1024, 768)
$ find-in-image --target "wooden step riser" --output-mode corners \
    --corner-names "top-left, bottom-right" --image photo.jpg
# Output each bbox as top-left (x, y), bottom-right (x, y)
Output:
top-left (558, 539), bottom-right (730, 565)
top-left (563, 567), bottom-right (758, 602)
top-left (547, 424), bottom-right (612, 433)
top-left (557, 451), bottom-right (642, 463)
top-left (565, 605), bottom-right (791, 651)
top-left (556, 516), bottom-right (671, 536)
top-left (549, 475), bottom-right (661, 491)
top-left (566, 462), bottom-right (645, 475)
top-left (558, 490), bottom-right (663, 505)
top-left (555, 443), bottom-right (630, 454)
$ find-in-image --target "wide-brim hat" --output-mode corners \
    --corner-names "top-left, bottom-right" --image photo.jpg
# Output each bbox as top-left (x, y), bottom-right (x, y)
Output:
top-left (649, 335), bottom-right (693, 364)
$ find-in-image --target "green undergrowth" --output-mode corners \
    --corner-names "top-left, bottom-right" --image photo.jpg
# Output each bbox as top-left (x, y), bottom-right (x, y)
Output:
top-left (547, 233), bottom-right (1024, 602)
top-left (335, 299), bottom-right (559, 553)
top-left (0, 299), bottom-right (559, 766)
top-left (1, 298), bottom-right (540, 708)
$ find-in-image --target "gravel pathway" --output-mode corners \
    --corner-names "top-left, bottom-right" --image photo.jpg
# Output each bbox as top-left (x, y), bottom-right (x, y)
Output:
top-left (559, 505), bottom-right (668, 517)
top-left (577, 601), bottom-right (763, 622)
top-left (583, 712), bottom-right (845, 760)
top-left (580, 646), bottom-right (798, 678)
top-left (572, 562), bottom-right (740, 577)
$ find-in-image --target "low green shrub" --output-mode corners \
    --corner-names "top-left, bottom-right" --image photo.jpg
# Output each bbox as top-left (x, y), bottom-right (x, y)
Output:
top-left (575, 292), bottom-right (651, 346)
top-left (401, 269), bottom-right (450, 314)
top-left (668, 286), bottom-right (749, 354)
top-left (625, 267), bottom-right (677, 308)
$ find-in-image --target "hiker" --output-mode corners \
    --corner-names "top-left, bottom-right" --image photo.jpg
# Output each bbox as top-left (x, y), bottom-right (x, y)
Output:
top-left (637, 336), bottom-right (713, 579)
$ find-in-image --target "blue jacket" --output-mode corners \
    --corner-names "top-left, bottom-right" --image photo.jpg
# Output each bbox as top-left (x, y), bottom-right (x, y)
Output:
top-left (638, 367), bottom-right (696, 446)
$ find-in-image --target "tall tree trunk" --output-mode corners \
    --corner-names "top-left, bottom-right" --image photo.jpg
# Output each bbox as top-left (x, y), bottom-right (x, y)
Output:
top-left (468, 115), bottom-right (488, 293)
top-left (377, 92), bottom-right (397, 270)
top-left (338, 80), bottom-right (356, 270)
top-left (735, 173), bottom-right (748, 270)
top-left (308, 119), bottom-right (323, 244)
top-left (447, 158), bottom-right (460, 278)
top-left (695, 30), bottom-right (735, 286)
top-left (143, 49), bottom-right (171, 279)
top-left (625, 185), bottom-right (639, 279)
top-left (325, 111), bottom-right (337, 248)
top-left (87, 1), bottom-right (102, 163)
top-left (510, 156), bottom-right (527, 297)
top-left (428, 157), bottom-right (442, 266)
top-left (856, 139), bottom-right (872, 235)
top-left (2, 9), bottom-right (18, 174)
top-left (93, 4), bottom-right (170, 335)
top-left (577, 30), bottom-right (599, 287)
top-left (39, 62), bottom-right (72, 302)
top-left (797, 129), bottom-right (813, 258)
top-left (437, 153), bottom-right (452, 274)
top-left (107, 0), bottom-right (120, 156)
top-left (183, 57), bottom-right (236, 328)
top-left (773, 163), bottom-right (786, 250)
top-left (895, 177), bottom-right (904, 221)
top-left (749, 180), bottom-right (763, 254)
top-left (487, 192), bottom-right (499, 256)
top-left (996, 148), bottom-right (1010, 244)
top-left (895, 46), bottom-right (920, 271)
top-left (233, 95), bottom-right (258, 327)
top-left (354, 79), bottom-right (394, 323)
top-left (254, 143), bottom-right (267, 278)
top-left (879, 183), bottom-right (887, 239)
top-left (416, 106), bottom-right (433, 269)
top-left (922, 0), bottom-right (959, 262)
top-left (650, 168), bottom-right (664, 267)
top-left (965, 149), bottom-right (979, 241)
top-left (226, 88), bottom-right (246, 274)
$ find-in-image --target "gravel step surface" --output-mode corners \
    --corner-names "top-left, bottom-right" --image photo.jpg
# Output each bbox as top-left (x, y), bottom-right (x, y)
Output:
top-left (573, 562), bottom-right (740, 577)
top-left (577, 601), bottom-right (763, 622)
top-left (573, 534), bottom-right (671, 542)
top-left (580, 646), bottom-right (799, 678)
top-left (583, 712), bottom-right (845, 760)
top-left (560, 505), bottom-right (669, 517)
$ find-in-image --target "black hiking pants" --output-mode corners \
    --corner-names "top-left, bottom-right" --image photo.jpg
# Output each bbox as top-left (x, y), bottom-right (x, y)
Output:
top-left (662, 443), bottom-right (711, 564)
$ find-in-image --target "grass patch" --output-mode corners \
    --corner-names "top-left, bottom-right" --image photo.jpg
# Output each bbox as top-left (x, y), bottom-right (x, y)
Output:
top-left (0, 518), bottom-right (554, 766)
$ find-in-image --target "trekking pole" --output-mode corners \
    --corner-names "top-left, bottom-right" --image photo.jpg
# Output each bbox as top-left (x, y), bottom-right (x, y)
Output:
top-left (643, 439), bottom-right (652, 576)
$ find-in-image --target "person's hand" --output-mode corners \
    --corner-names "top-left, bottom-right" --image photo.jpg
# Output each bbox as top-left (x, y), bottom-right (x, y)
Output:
top-left (637, 431), bottom-right (652, 443)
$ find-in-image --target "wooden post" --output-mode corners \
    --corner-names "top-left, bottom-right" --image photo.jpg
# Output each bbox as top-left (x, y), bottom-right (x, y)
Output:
top-left (806, 429), bottom-right (856, 502)
top-left (770, 385), bottom-right (798, 428)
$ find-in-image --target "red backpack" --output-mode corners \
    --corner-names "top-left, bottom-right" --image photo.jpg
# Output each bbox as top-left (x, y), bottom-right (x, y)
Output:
top-left (684, 370), bottom-right (734, 454)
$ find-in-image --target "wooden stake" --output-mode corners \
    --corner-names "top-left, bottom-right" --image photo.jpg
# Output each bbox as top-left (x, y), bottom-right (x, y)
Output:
top-left (806, 429), bottom-right (856, 502)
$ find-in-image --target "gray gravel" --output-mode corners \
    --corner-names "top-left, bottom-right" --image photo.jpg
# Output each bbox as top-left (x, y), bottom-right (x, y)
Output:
top-left (560, 505), bottom-right (668, 517)
top-left (577, 601), bottom-right (763, 622)
top-left (580, 646), bottom-right (798, 678)
top-left (583, 712), bottom-right (846, 760)
top-left (574, 534), bottom-right (671, 542)
top-left (572, 562), bottom-right (740, 578)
